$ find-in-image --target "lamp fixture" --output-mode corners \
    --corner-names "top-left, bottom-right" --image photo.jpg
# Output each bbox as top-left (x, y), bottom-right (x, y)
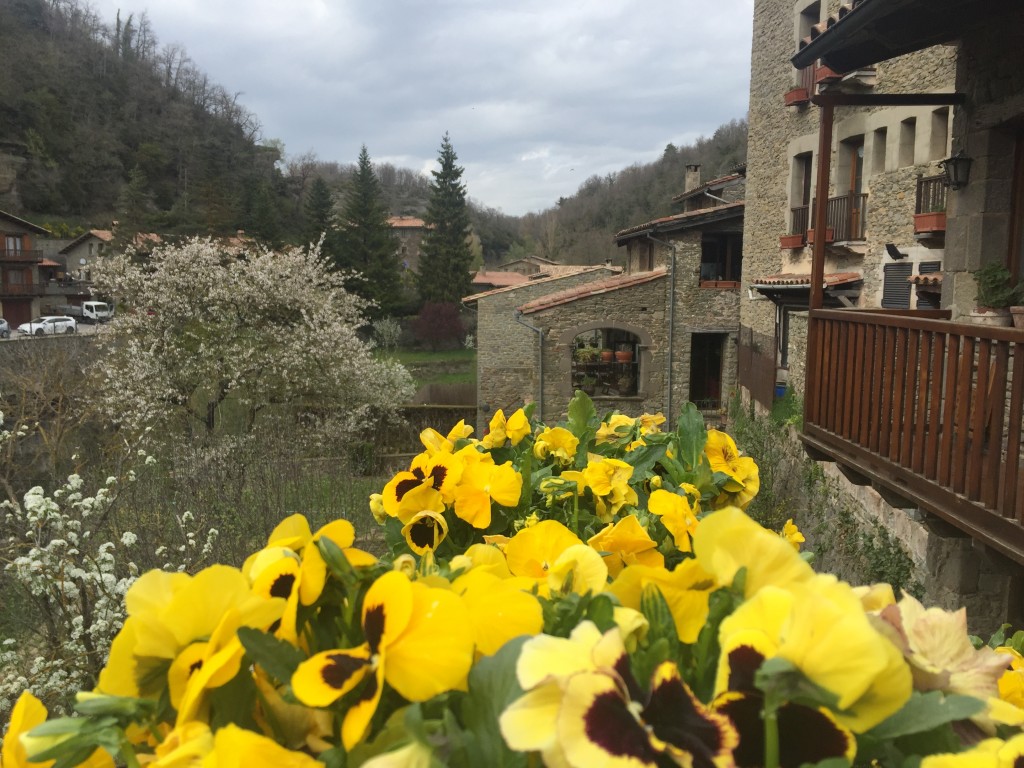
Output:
top-left (939, 150), bottom-right (972, 190)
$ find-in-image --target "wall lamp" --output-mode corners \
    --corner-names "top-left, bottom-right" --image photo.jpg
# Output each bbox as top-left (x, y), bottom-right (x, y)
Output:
top-left (939, 150), bottom-right (972, 190)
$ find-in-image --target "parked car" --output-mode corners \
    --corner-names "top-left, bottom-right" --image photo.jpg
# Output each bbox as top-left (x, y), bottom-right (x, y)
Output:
top-left (17, 316), bottom-right (77, 336)
top-left (0, 319), bottom-right (9, 339)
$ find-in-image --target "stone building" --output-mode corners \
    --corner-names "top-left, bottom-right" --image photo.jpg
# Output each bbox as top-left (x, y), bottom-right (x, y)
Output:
top-left (466, 167), bottom-right (744, 430)
top-left (740, 0), bottom-right (957, 400)
top-left (738, 0), bottom-right (1024, 629)
top-left (388, 216), bottom-right (428, 274)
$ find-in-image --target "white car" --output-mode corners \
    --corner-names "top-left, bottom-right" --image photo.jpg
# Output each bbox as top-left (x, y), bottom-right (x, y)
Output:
top-left (17, 316), bottom-right (77, 336)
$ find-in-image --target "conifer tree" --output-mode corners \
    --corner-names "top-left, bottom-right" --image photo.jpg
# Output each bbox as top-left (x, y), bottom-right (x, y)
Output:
top-left (304, 175), bottom-right (347, 272)
top-left (417, 133), bottom-right (473, 305)
top-left (337, 146), bottom-right (402, 318)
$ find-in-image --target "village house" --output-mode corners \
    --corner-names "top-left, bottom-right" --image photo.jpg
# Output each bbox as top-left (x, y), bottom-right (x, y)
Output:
top-left (388, 216), bottom-right (428, 274)
top-left (466, 166), bottom-right (744, 430)
top-left (738, 0), bottom-right (1024, 627)
top-left (495, 254), bottom-right (558, 275)
top-left (0, 209), bottom-right (87, 326)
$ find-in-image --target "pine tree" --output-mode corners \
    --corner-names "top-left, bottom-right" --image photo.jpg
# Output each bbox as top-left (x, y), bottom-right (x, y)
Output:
top-left (417, 133), bottom-right (473, 305)
top-left (336, 146), bottom-right (402, 318)
top-left (304, 176), bottom-right (335, 243)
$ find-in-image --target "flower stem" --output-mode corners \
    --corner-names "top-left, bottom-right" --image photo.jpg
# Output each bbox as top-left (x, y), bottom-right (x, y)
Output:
top-left (763, 696), bottom-right (780, 768)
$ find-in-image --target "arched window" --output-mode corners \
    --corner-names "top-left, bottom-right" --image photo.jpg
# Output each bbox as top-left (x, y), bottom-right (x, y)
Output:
top-left (571, 328), bottom-right (640, 397)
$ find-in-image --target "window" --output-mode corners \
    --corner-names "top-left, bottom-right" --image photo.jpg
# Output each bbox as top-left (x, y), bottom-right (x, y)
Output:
top-left (700, 233), bottom-right (742, 282)
top-left (871, 127), bottom-right (888, 175)
top-left (789, 152), bottom-right (814, 235)
top-left (5, 236), bottom-right (23, 253)
top-left (634, 241), bottom-right (654, 273)
top-left (571, 329), bottom-right (640, 397)
top-left (882, 262), bottom-right (913, 308)
top-left (899, 118), bottom-right (917, 166)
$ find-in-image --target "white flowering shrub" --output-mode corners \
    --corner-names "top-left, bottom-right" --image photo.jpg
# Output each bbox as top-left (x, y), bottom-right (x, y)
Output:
top-left (91, 238), bottom-right (414, 443)
top-left (0, 419), bottom-right (217, 720)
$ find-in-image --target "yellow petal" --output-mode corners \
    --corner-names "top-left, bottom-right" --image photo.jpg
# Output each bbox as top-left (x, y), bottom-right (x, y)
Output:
top-left (342, 664), bottom-right (386, 751)
top-left (547, 544), bottom-right (609, 595)
top-left (515, 621), bottom-right (604, 689)
top-left (453, 570), bottom-right (543, 656)
top-left (209, 723), bottom-right (323, 768)
top-left (384, 582), bottom-right (474, 701)
top-left (3, 691), bottom-right (51, 768)
top-left (499, 681), bottom-right (562, 752)
top-left (505, 520), bottom-right (583, 580)
top-left (266, 513), bottom-right (313, 550)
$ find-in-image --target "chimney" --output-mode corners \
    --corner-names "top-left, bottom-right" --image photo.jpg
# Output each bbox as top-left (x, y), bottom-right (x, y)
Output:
top-left (684, 164), bottom-right (701, 193)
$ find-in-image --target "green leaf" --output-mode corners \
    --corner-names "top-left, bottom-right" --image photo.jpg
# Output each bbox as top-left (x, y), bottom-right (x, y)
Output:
top-left (207, 665), bottom-right (260, 731)
top-left (568, 390), bottom-right (596, 437)
top-left (460, 636), bottom-right (529, 768)
top-left (237, 627), bottom-right (307, 685)
top-left (622, 443), bottom-right (667, 475)
top-left (865, 691), bottom-right (986, 740)
top-left (675, 403), bottom-right (707, 470)
top-left (754, 657), bottom-right (841, 712)
top-left (586, 594), bottom-right (617, 632)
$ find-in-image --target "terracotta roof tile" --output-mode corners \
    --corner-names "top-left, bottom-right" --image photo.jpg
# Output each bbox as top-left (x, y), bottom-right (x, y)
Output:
top-left (519, 268), bottom-right (668, 314)
top-left (388, 216), bottom-right (427, 228)
top-left (462, 265), bottom-right (619, 303)
top-left (750, 271), bottom-right (862, 287)
top-left (670, 173), bottom-right (746, 203)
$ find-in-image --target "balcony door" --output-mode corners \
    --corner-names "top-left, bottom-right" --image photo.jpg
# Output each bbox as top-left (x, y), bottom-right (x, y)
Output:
top-left (845, 137), bottom-right (865, 238)
top-left (1010, 130), bottom-right (1024, 284)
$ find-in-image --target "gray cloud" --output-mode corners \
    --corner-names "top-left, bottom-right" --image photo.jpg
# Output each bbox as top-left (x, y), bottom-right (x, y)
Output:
top-left (89, 0), bottom-right (752, 215)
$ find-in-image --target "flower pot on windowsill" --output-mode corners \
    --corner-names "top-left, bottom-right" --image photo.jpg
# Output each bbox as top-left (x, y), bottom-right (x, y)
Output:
top-left (614, 350), bottom-right (633, 363)
top-left (779, 233), bottom-right (805, 249)
top-left (600, 349), bottom-right (614, 362)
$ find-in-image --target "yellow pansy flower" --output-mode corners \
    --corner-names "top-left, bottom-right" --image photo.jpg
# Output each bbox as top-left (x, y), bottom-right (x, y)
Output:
top-left (692, 506), bottom-right (815, 598)
top-left (96, 565), bottom-right (284, 717)
top-left (607, 559), bottom-right (716, 644)
top-left (648, 488), bottom-right (699, 552)
top-left (781, 518), bottom-right (805, 550)
top-left (400, 509), bottom-right (449, 555)
top-left (920, 734), bottom-right (1024, 768)
top-left (452, 569), bottom-right (543, 656)
top-left (638, 411), bottom-right (667, 433)
top-left (587, 514), bottom-right (664, 577)
top-left (453, 459), bottom-right (522, 529)
top-left (3, 691), bottom-right (114, 768)
top-left (481, 408), bottom-right (509, 449)
top-left (291, 571), bottom-right (473, 749)
top-left (148, 721), bottom-right (214, 768)
top-left (419, 420), bottom-right (473, 456)
top-left (704, 429), bottom-right (760, 509)
top-left (545, 543), bottom-right (609, 595)
top-left (716, 575), bottom-right (912, 732)
top-left (504, 519), bottom-right (584, 582)
top-left (505, 408), bottom-right (531, 445)
top-left (995, 646), bottom-right (1024, 709)
top-left (582, 457), bottom-right (637, 522)
top-left (533, 426), bottom-right (579, 466)
top-left (595, 413), bottom-right (636, 444)
top-left (207, 723), bottom-right (324, 768)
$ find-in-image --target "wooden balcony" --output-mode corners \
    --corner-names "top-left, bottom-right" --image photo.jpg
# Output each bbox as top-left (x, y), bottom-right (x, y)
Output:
top-left (811, 192), bottom-right (868, 242)
top-left (803, 308), bottom-right (1024, 564)
top-left (914, 174), bottom-right (947, 235)
top-left (0, 249), bottom-right (42, 263)
top-left (1, 282), bottom-right (44, 297)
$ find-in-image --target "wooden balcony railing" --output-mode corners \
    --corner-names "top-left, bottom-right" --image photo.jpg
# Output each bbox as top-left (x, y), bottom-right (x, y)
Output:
top-left (811, 192), bottom-right (868, 242)
top-left (790, 205), bottom-right (810, 236)
top-left (0, 282), bottom-right (44, 297)
top-left (0, 249), bottom-right (42, 263)
top-left (803, 309), bottom-right (1024, 564)
top-left (915, 174), bottom-right (947, 215)
top-left (799, 63), bottom-right (816, 94)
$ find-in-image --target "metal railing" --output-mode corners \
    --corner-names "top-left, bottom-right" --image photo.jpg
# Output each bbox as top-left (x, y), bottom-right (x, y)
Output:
top-left (804, 308), bottom-right (1024, 564)
top-left (790, 205), bottom-right (810, 236)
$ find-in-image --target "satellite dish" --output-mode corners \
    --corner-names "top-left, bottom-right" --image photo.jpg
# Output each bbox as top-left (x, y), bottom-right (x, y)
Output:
top-left (79, 258), bottom-right (87, 265)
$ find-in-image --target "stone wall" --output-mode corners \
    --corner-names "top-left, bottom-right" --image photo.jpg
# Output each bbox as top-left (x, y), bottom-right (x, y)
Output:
top-left (942, 17), bottom-right (1024, 317)
top-left (474, 269), bottom-right (617, 430)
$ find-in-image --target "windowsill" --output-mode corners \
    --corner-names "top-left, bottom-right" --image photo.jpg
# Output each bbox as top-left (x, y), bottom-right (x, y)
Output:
top-left (699, 280), bottom-right (741, 289)
top-left (590, 395), bottom-right (645, 401)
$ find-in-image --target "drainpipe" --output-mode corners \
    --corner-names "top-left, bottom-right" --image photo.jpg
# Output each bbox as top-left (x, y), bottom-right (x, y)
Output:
top-left (645, 230), bottom-right (679, 419)
top-left (514, 309), bottom-right (544, 422)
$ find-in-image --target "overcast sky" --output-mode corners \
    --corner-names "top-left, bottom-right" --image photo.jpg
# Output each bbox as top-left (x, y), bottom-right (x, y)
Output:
top-left (87, 0), bottom-right (753, 216)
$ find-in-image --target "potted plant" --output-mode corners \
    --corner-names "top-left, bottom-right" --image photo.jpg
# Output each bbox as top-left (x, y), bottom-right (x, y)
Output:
top-left (579, 373), bottom-right (598, 395)
top-left (600, 348), bottom-right (615, 362)
top-left (574, 345), bottom-right (599, 364)
top-left (971, 263), bottom-right (1018, 326)
top-left (615, 344), bottom-right (633, 363)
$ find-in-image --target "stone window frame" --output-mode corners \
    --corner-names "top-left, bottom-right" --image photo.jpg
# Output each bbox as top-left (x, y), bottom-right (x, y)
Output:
top-left (557, 320), bottom-right (654, 400)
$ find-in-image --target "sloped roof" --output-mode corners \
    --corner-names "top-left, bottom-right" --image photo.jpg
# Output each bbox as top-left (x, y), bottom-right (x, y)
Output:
top-left (0, 209), bottom-right (49, 235)
top-left (388, 216), bottom-right (427, 229)
top-left (39, 258), bottom-right (62, 267)
top-left (498, 254), bottom-right (557, 268)
top-left (59, 229), bottom-right (161, 253)
top-left (518, 268), bottom-right (668, 314)
top-left (671, 173), bottom-right (746, 204)
top-left (462, 265), bottom-right (619, 304)
top-left (530, 265), bottom-right (600, 280)
top-left (471, 270), bottom-right (530, 289)
top-left (614, 201), bottom-right (744, 242)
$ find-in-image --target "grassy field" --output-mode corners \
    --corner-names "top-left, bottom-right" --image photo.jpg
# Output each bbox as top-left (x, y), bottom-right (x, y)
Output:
top-left (385, 348), bottom-right (476, 388)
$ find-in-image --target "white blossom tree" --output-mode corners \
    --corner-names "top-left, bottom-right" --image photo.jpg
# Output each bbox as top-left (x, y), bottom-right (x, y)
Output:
top-left (91, 238), bottom-right (414, 443)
